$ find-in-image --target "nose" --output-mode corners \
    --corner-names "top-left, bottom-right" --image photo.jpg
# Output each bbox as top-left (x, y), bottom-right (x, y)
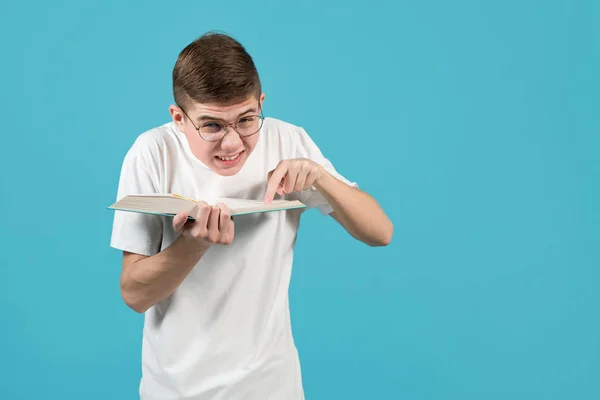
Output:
top-left (220, 128), bottom-right (243, 151)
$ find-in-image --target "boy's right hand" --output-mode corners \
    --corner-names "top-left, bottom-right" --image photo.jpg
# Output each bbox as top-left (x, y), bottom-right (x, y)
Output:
top-left (173, 201), bottom-right (234, 246)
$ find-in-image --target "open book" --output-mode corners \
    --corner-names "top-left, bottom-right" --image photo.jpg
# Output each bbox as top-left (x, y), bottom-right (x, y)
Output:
top-left (108, 193), bottom-right (306, 219)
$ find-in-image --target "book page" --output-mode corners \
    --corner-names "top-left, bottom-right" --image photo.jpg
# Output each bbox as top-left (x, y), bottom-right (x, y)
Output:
top-left (215, 197), bottom-right (298, 208)
top-left (215, 198), bottom-right (270, 209)
top-left (215, 197), bottom-right (304, 215)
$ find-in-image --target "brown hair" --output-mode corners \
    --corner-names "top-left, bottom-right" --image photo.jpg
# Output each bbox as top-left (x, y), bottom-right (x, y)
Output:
top-left (172, 32), bottom-right (262, 109)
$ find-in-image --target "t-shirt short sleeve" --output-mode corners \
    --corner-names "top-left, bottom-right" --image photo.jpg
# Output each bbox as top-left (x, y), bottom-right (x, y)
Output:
top-left (294, 127), bottom-right (358, 216)
top-left (110, 136), bottom-right (163, 256)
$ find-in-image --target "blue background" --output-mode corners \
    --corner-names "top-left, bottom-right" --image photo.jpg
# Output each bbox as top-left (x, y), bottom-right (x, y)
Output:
top-left (1, 0), bottom-right (598, 399)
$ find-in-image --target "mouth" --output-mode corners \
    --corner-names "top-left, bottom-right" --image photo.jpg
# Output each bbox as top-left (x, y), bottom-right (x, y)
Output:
top-left (215, 151), bottom-right (244, 166)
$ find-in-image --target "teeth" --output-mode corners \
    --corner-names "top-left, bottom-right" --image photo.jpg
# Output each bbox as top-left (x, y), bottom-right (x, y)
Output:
top-left (218, 153), bottom-right (240, 161)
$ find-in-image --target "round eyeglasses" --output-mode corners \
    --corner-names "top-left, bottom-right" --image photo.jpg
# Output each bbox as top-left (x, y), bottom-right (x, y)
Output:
top-left (180, 107), bottom-right (265, 142)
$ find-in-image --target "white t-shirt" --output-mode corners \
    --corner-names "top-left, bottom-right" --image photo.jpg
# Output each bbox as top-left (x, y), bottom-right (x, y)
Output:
top-left (110, 117), bottom-right (357, 400)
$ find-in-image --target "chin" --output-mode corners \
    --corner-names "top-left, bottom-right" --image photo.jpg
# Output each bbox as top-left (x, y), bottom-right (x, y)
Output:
top-left (214, 164), bottom-right (244, 176)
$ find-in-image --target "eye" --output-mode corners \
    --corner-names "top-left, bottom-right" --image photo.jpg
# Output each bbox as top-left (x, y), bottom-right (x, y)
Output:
top-left (201, 122), bottom-right (222, 133)
top-left (238, 116), bottom-right (257, 125)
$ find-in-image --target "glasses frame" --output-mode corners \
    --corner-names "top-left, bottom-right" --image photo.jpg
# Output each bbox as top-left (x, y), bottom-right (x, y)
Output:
top-left (179, 106), bottom-right (265, 142)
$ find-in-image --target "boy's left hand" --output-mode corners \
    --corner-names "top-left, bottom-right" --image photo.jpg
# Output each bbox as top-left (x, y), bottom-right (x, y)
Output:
top-left (264, 158), bottom-right (324, 203)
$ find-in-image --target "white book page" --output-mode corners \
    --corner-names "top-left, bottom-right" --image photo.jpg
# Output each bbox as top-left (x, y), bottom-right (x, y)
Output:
top-left (215, 198), bottom-right (265, 209)
top-left (215, 197), bottom-right (298, 209)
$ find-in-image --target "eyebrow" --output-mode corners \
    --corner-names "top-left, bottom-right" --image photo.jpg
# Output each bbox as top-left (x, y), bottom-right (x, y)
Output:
top-left (196, 107), bottom-right (257, 123)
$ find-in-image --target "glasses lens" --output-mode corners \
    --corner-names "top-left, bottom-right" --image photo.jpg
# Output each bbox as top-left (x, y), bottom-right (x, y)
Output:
top-left (236, 115), bottom-right (263, 136)
top-left (200, 122), bottom-right (225, 141)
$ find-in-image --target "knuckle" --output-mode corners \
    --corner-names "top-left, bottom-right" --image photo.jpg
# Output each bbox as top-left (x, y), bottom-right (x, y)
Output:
top-left (196, 206), bottom-right (210, 217)
top-left (220, 233), bottom-right (233, 245)
top-left (194, 227), bottom-right (207, 239)
top-left (216, 203), bottom-right (230, 213)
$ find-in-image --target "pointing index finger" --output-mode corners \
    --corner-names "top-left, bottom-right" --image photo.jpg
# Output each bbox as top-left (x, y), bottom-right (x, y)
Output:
top-left (264, 164), bottom-right (287, 204)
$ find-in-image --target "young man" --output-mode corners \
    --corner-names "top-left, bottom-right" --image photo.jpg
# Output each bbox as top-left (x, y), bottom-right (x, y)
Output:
top-left (111, 32), bottom-right (393, 400)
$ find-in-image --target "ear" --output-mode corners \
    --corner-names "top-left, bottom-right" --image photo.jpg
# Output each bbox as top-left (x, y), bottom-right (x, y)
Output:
top-left (259, 93), bottom-right (266, 110)
top-left (169, 105), bottom-right (185, 128)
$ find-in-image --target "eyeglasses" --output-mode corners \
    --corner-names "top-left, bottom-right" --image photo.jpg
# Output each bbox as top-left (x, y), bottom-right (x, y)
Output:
top-left (180, 107), bottom-right (265, 142)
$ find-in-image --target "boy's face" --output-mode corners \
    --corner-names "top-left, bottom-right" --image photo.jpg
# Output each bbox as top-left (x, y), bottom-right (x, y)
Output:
top-left (170, 93), bottom-right (264, 176)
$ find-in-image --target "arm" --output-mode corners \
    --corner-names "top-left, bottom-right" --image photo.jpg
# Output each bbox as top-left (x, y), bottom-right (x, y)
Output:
top-left (265, 159), bottom-right (393, 247)
top-left (120, 202), bottom-right (234, 313)
top-left (314, 171), bottom-right (393, 247)
top-left (120, 236), bottom-right (208, 313)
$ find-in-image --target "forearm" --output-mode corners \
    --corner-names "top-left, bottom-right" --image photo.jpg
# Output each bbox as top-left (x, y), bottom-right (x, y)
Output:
top-left (314, 171), bottom-right (393, 246)
top-left (121, 236), bottom-right (209, 312)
